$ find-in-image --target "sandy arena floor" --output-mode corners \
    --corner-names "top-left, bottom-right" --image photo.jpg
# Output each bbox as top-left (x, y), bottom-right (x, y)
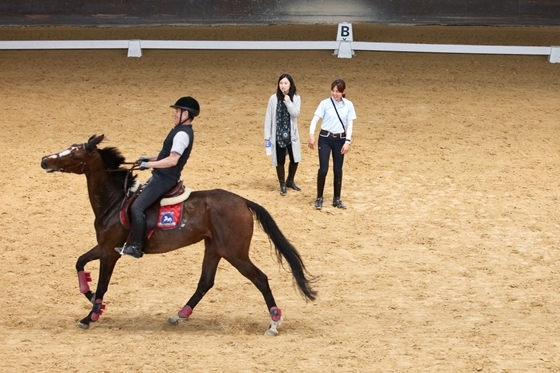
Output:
top-left (1, 24), bottom-right (560, 372)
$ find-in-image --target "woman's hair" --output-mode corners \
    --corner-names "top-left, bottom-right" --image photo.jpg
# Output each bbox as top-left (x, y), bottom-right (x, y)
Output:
top-left (276, 73), bottom-right (297, 101)
top-left (331, 78), bottom-right (347, 98)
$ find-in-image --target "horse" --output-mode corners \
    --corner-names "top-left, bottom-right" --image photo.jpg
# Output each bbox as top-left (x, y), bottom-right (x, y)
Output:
top-left (40, 134), bottom-right (317, 335)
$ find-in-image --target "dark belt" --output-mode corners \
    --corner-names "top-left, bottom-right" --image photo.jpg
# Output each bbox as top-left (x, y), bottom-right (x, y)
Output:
top-left (320, 130), bottom-right (346, 138)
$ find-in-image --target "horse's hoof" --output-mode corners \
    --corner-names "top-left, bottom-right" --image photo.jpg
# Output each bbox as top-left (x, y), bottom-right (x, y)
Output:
top-left (264, 316), bottom-right (282, 336)
top-left (77, 322), bottom-right (90, 330)
top-left (167, 313), bottom-right (184, 326)
top-left (265, 328), bottom-right (279, 336)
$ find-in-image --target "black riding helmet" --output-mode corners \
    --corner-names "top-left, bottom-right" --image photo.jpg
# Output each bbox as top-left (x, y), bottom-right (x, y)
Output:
top-left (170, 96), bottom-right (200, 122)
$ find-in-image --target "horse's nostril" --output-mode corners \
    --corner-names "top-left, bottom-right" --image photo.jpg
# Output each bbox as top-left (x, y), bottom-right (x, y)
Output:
top-left (41, 159), bottom-right (47, 169)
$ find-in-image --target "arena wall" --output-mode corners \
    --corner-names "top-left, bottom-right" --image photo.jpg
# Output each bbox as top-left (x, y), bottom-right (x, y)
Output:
top-left (0, 0), bottom-right (559, 26)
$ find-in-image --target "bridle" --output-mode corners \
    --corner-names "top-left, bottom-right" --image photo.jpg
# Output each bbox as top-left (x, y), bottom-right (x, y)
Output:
top-left (53, 143), bottom-right (141, 195)
top-left (47, 143), bottom-right (89, 174)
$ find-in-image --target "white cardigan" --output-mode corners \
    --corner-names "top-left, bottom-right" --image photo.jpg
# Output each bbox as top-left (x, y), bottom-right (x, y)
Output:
top-left (263, 93), bottom-right (302, 166)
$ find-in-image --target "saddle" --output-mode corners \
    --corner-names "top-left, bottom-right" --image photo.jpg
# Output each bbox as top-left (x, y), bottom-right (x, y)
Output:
top-left (120, 180), bottom-right (191, 237)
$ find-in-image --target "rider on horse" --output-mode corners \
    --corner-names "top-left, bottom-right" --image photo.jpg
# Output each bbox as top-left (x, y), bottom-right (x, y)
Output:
top-left (116, 96), bottom-right (200, 258)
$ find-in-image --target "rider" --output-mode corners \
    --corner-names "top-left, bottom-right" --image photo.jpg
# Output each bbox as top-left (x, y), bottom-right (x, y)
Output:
top-left (116, 96), bottom-right (200, 258)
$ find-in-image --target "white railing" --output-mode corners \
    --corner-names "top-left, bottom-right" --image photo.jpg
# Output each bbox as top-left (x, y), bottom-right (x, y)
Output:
top-left (0, 38), bottom-right (558, 62)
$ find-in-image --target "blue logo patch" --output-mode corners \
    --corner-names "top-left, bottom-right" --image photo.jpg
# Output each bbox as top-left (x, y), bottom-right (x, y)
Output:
top-left (159, 212), bottom-right (176, 227)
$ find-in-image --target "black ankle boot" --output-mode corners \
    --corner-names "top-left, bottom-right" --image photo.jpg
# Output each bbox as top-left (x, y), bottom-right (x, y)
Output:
top-left (286, 163), bottom-right (301, 191)
top-left (116, 243), bottom-right (144, 258)
top-left (276, 165), bottom-right (286, 195)
top-left (286, 179), bottom-right (300, 191)
top-left (332, 198), bottom-right (347, 209)
top-left (333, 172), bottom-right (346, 209)
top-left (314, 197), bottom-right (323, 210)
top-left (280, 182), bottom-right (287, 196)
top-left (115, 212), bottom-right (146, 258)
top-left (316, 169), bottom-right (327, 202)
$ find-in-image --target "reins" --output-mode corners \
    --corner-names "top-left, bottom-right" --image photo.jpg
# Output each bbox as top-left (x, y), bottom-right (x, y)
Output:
top-left (103, 161), bottom-right (138, 172)
top-left (104, 162), bottom-right (140, 196)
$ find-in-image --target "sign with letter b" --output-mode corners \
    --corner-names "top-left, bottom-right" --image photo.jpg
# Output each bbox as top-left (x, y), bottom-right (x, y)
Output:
top-left (337, 23), bottom-right (353, 42)
top-left (335, 23), bottom-right (354, 58)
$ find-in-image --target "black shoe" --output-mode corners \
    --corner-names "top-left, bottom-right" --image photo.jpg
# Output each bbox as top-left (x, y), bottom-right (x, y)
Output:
top-left (280, 182), bottom-right (287, 196)
top-left (115, 243), bottom-right (144, 258)
top-left (286, 179), bottom-right (301, 191)
top-left (332, 198), bottom-right (347, 209)
top-left (314, 197), bottom-right (323, 210)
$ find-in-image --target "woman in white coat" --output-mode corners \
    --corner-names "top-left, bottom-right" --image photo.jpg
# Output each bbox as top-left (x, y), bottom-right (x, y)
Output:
top-left (264, 73), bottom-right (302, 196)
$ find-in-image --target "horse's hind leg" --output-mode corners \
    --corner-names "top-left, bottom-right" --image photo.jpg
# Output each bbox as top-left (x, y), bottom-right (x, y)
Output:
top-left (168, 246), bottom-right (221, 325)
top-left (76, 245), bottom-right (103, 303)
top-left (225, 256), bottom-right (282, 336)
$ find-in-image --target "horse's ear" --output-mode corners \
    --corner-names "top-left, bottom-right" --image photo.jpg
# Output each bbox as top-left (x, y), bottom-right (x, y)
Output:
top-left (88, 134), bottom-right (104, 146)
top-left (86, 134), bottom-right (104, 151)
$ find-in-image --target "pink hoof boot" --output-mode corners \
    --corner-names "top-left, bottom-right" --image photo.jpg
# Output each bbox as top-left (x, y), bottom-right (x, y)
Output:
top-left (168, 305), bottom-right (193, 325)
top-left (78, 271), bottom-right (92, 294)
top-left (90, 299), bottom-right (106, 322)
top-left (266, 307), bottom-right (283, 336)
top-left (178, 305), bottom-right (193, 319)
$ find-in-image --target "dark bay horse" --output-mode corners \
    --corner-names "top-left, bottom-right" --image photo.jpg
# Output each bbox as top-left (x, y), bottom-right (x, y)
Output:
top-left (40, 134), bottom-right (316, 335)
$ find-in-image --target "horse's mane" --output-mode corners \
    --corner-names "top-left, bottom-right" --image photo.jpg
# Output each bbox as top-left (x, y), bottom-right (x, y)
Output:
top-left (98, 146), bottom-right (137, 190)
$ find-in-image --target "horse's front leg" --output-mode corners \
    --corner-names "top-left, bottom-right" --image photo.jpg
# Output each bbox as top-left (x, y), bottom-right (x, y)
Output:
top-left (77, 249), bottom-right (120, 330)
top-left (76, 245), bottom-right (103, 303)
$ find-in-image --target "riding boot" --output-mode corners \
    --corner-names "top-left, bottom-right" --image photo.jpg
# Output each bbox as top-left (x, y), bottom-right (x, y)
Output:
top-left (333, 172), bottom-right (347, 209)
top-left (276, 165), bottom-right (286, 196)
top-left (117, 212), bottom-right (146, 258)
top-left (315, 170), bottom-right (327, 210)
top-left (286, 163), bottom-right (301, 191)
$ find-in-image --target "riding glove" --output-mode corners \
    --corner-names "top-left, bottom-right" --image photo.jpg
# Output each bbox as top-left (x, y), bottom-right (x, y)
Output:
top-left (137, 155), bottom-right (150, 163)
top-left (138, 161), bottom-right (150, 170)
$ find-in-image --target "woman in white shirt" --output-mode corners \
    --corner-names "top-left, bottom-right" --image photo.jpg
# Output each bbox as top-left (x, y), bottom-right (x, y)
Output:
top-left (308, 79), bottom-right (356, 210)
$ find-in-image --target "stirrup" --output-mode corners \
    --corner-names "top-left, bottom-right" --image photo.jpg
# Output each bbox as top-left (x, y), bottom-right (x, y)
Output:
top-left (314, 197), bottom-right (323, 210)
top-left (115, 243), bottom-right (144, 258)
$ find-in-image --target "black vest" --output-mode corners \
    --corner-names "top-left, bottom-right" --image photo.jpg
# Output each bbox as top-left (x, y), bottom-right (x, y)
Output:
top-left (153, 124), bottom-right (194, 181)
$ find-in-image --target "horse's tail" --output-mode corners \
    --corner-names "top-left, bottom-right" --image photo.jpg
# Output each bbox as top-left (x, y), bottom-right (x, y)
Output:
top-left (244, 198), bottom-right (317, 302)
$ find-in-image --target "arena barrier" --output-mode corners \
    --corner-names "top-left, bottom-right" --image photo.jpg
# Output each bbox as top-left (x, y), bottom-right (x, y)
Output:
top-left (1, 23), bottom-right (559, 63)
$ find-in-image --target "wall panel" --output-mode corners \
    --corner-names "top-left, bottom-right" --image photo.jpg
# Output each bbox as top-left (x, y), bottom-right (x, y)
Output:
top-left (0, 0), bottom-right (558, 26)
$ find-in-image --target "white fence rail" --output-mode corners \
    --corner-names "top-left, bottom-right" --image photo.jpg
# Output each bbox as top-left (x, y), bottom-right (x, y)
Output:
top-left (0, 39), bottom-right (558, 62)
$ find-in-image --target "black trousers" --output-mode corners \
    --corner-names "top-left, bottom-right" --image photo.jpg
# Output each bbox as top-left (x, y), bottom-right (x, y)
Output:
top-left (275, 143), bottom-right (296, 166)
top-left (318, 135), bottom-right (345, 174)
top-left (128, 174), bottom-right (177, 245)
top-left (132, 174), bottom-right (178, 215)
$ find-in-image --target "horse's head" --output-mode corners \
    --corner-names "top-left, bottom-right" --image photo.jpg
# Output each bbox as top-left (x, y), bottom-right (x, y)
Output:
top-left (41, 134), bottom-right (105, 174)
